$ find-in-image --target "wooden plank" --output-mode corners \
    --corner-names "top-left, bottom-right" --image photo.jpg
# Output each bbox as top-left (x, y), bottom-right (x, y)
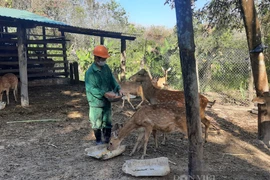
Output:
top-left (0, 69), bottom-right (19, 73)
top-left (0, 61), bottom-right (18, 65)
top-left (0, 38), bottom-right (17, 42)
top-left (58, 27), bottom-right (136, 41)
top-left (0, 67), bottom-right (67, 74)
top-left (0, 46), bottom-right (17, 50)
top-left (27, 60), bottom-right (68, 64)
top-left (0, 33), bottom-right (17, 38)
top-left (0, 32), bottom-right (18, 35)
top-left (27, 47), bottom-right (66, 51)
top-left (27, 34), bottom-right (65, 38)
top-left (28, 77), bottom-right (70, 87)
top-left (0, 54), bottom-right (18, 57)
top-left (27, 54), bottom-right (67, 57)
top-left (26, 39), bottom-right (69, 44)
top-left (28, 67), bottom-right (67, 72)
top-left (27, 71), bottom-right (69, 78)
top-left (0, 60), bottom-right (68, 65)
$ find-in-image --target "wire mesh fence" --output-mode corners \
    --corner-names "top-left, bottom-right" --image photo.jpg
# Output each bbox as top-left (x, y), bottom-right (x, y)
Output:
top-left (161, 48), bottom-right (255, 106)
top-left (196, 48), bottom-right (254, 106)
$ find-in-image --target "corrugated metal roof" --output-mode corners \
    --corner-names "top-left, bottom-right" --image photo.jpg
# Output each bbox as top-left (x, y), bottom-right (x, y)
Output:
top-left (0, 7), bottom-right (67, 26)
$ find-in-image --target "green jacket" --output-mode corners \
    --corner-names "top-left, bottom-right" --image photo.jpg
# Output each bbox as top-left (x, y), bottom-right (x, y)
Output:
top-left (85, 63), bottom-right (121, 107)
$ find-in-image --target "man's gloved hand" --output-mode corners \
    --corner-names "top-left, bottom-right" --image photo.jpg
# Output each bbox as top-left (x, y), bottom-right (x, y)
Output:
top-left (104, 91), bottom-right (117, 99)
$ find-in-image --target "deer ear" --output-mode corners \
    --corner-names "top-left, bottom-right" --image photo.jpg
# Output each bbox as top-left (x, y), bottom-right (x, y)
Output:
top-left (167, 67), bottom-right (172, 72)
top-left (161, 67), bottom-right (165, 73)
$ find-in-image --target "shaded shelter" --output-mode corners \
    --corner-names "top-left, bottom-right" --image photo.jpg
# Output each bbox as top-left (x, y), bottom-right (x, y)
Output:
top-left (0, 7), bottom-right (136, 106)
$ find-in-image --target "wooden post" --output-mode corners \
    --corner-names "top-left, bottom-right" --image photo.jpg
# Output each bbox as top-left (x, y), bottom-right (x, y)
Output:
top-left (17, 25), bottom-right (29, 107)
top-left (73, 62), bottom-right (79, 84)
top-left (175, 0), bottom-right (203, 178)
top-left (61, 31), bottom-right (68, 78)
top-left (42, 26), bottom-right (47, 59)
top-left (100, 36), bottom-right (104, 45)
top-left (70, 63), bottom-right (74, 84)
top-left (120, 38), bottom-right (126, 81)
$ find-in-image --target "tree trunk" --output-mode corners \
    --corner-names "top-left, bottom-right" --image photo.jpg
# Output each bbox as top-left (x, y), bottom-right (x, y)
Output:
top-left (239, 0), bottom-right (269, 140)
top-left (175, 0), bottom-right (203, 178)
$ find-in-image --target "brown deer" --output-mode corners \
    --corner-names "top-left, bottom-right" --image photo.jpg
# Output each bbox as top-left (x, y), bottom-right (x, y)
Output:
top-left (111, 122), bottom-right (163, 156)
top-left (108, 103), bottom-right (188, 159)
top-left (113, 71), bottom-right (147, 110)
top-left (0, 73), bottom-right (18, 104)
top-left (151, 67), bottom-right (171, 89)
top-left (118, 81), bottom-right (147, 109)
top-left (129, 69), bottom-right (215, 142)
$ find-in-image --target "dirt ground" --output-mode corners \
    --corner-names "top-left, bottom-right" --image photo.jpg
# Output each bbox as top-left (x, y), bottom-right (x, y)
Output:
top-left (1, 84), bottom-right (270, 180)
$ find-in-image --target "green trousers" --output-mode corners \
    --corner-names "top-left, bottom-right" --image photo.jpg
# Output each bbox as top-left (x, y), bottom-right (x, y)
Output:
top-left (89, 103), bottom-right (112, 130)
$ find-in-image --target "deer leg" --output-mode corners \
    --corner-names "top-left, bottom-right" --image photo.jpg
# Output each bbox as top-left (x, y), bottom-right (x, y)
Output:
top-left (201, 117), bottom-right (210, 142)
top-left (6, 90), bottom-right (10, 105)
top-left (130, 131), bottom-right (144, 156)
top-left (13, 88), bottom-right (17, 102)
top-left (136, 136), bottom-right (145, 152)
top-left (121, 99), bottom-right (125, 109)
top-left (141, 126), bottom-right (152, 159)
top-left (126, 94), bottom-right (136, 110)
top-left (135, 100), bottom-right (144, 110)
top-left (0, 92), bottom-right (3, 101)
top-left (152, 130), bottom-right (158, 148)
top-left (161, 133), bottom-right (166, 145)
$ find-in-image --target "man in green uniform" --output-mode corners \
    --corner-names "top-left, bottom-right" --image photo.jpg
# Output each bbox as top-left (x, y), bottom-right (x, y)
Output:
top-left (85, 45), bottom-right (123, 145)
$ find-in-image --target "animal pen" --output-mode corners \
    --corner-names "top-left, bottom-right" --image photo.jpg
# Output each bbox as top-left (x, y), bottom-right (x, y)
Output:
top-left (0, 7), bottom-right (135, 106)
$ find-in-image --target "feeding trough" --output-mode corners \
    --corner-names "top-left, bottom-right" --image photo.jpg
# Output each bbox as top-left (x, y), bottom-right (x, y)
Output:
top-left (85, 144), bottom-right (126, 160)
top-left (122, 157), bottom-right (170, 177)
top-left (0, 101), bottom-right (6, 110)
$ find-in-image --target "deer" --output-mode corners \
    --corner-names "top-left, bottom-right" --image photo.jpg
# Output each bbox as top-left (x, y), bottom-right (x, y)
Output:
top-left (0, 73), bottom-right (18, 104)
top-left (151, 67), bottom-right (171, 89)
top-left (129, 68), bottom-right (216, 143)
top-left (108, 103), bottom-right (188, 159)
top-left (112, 71), bottom-right (147, 110)
top-left (118, 81), bottom-right (147, 109)
top-left (111, 121), bottom-right (167, 157)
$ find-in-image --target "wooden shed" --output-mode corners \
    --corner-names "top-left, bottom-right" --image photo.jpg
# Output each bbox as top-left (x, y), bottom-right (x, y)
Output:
top-left (0, 7), bottom-right (136, 106)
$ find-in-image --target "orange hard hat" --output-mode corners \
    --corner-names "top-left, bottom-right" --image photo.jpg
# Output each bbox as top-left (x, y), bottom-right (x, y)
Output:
top-left (93, 45), bottom-right (110, 58)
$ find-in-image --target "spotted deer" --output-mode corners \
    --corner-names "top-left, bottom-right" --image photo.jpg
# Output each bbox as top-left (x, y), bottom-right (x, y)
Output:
top-left (119, 81), bottom-right (147, 109)
top-left (129, 69), bottom-right (216, 143)
top-left (0, 73), bottom-right (18, 104)
top-left (108, 103), bottom-right (188, 159)
top-left (151, 67), bottom-right (171, 89)
top-left (113, 72), bottom-right (147, 109)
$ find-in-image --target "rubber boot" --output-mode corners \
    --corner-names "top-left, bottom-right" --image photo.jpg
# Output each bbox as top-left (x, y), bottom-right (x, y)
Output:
top-left (94, 129), bottom-right (103, 145)
top-left (103, 128), bottom-right (112, 143)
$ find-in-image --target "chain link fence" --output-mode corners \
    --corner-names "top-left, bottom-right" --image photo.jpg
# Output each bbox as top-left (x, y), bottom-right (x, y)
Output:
top-left (161, 48), bottom-right (255, 106)
top-left (197, 48), bottom-right (254, 106)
